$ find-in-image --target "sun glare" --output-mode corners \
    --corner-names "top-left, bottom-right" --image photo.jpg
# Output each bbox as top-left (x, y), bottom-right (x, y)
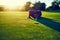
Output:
top-left (0, 0), bottom-right (28, 9)
top-left (0, 0), bottom-right (54, 10)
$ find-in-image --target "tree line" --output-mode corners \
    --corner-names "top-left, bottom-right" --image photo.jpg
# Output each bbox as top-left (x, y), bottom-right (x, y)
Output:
top-left (24, 1), bottom-right (60, 11)
top-left (0, 0), bottom-right (60, 11)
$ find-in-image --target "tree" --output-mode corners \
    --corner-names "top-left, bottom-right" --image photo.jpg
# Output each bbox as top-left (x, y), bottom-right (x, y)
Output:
top-left (24, 2), bottom-right (31, 11)
top-left (33, 1), bottom-right (41, 10)
top-left (51, 1), bottom-right (60, 10)
top-left (46, 0), bottom-right (60, 11)
top-left (33, 1), bottom-right (46, 10)
top-left (40, 3), bottom-right (46, 10)
top-left (0, 6), bottom-right (4, 11)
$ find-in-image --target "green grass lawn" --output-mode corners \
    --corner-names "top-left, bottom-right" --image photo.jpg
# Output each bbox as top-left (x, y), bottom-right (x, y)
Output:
top-left (0, 11), bottom-right (60, 40)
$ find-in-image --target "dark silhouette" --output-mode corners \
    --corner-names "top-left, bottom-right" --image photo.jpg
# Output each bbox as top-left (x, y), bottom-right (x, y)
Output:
top-left (28, 1), bottom-right (42, 19)
top-left (29, 8), bottom-right (42, 19)
top-left (24, 1), bottom-right (46, 11)
top-left (33, 1), bottom-right (46, 11)
top-left (46, 0), bottom-right (60, 11)
top-left (52, 1), bottom-right (60, 10)
top-left (35, 17), bottom-right (60, 32)
top-left (40, 3), bottom-right (46, 10)
top-left (33, 1), bottom-right (41, 10)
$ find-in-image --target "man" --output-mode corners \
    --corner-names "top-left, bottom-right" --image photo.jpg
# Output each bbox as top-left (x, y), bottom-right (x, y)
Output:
top-left (29, 7), bottom-right (36, 19)
top-left (29, 8), bottom-right (42, 20)
top-left (28, 1), bottom-right (42, 20)
top-left (34, 10), bottom-right (42, 20)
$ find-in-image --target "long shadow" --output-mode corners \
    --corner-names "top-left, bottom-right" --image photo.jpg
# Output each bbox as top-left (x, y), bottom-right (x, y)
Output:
top-left (36, 17), bottom-right (60, 32)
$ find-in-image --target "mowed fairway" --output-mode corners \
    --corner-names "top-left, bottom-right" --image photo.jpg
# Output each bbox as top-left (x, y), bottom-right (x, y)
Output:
top-left (0, 11), bottom-right (60, 40)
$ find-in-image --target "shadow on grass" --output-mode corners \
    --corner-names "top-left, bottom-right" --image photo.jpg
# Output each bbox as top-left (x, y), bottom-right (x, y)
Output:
top-left (36, 17), bottom-right (60, 32)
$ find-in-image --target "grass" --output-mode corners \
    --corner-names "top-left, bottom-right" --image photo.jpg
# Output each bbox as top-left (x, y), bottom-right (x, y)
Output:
top-left (0, 11), bottom-right (60, 40)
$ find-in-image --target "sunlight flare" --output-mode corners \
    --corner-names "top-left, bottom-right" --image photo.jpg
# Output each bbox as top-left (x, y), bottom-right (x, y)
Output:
top-left (0, 0), bottom-right (28, 9)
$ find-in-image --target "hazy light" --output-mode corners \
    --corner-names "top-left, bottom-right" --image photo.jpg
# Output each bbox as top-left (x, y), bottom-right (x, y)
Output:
top-left (0, 0), bottom-right (54, 9)
top-left (0, 0), bottom-right (27, 9)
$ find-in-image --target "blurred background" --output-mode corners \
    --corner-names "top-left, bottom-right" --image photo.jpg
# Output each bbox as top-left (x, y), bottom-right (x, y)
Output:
top-left (0, 0), bottom-right (60, 11)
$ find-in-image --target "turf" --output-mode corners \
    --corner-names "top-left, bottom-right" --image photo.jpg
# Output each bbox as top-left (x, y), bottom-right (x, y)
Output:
top-left (0, 11), bottom-right (60, 40)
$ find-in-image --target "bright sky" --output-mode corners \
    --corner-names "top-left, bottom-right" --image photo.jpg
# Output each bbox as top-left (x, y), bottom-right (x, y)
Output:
top-left (0, 0), bottom-right (54, 8)
top-left (0, 0), bottom-right (27, 8)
